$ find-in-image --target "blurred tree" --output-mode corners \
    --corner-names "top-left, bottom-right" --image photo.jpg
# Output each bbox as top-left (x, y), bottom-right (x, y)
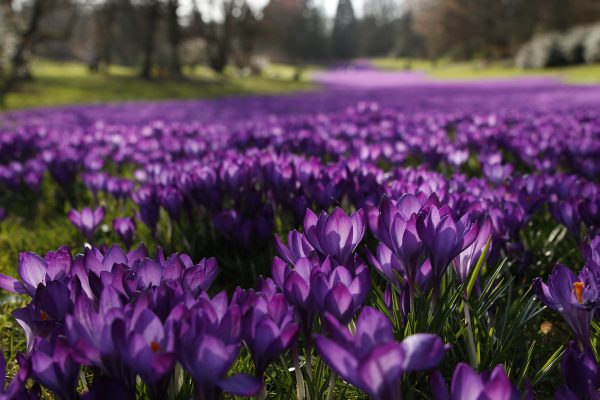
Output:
top-left (166, 0), bottom-right (182, 77)
top-left (411, 0), bottom-right (600, 61)
top-left (262, 0), bottom-right (328, 77)
top-left (94, 0), bottom-right (117, 71)
top-left (140, 0), bottom-right (160, 79)
top-left (233, 3), bottom-right (259, 70)
top-left (393, 10), bottom-right (425, 58)
top-left (332, 0), bottom-right (358, 60)
top-left (191, 0), bottom-right (241, 74)
top-left (0, 0), bottom-right (77, 106)
top-left (359, 0), bottom-right (399, 57)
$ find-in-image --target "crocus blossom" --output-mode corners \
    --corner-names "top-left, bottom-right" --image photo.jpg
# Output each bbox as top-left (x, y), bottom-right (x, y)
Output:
top-left (430, 362), bottom-right (530, 400)
top-left (532, 264), bottom-right (596, 348)
top-left (314, 307), bottom-right (448, 400)
top-left (67, 207), bottom-right (105, 242)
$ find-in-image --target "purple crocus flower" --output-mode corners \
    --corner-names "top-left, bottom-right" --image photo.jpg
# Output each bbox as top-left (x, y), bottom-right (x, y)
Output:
top-left (112, 307), bottom-right (176, 383)
top-left (10, 280), bottom-right (72, 353)
top-left (0, 247), bottom-right (72, 298)
top-left (549, 200), bottom-right (581, 240)
top-left (272, 256), bottom-right (320, 333)
top-left (240, 291), bottom-right (299, 376)
top-left (83, 172), bottom-right (107, 200)
top-left (375, 194), bottom-right (423, 249)
top-left (366, 242), bottom-right (404, 288)
top-left (113, 217), bottom-right (136, 249)
top-left (132, 185), bottom-right (160, 233)
top-left (303, 207), bottom-right (365, 264)
top-left (274, 230), bottom-right (315, 265)
top-left (532, 264), bottom-right (596, 348)
top-left (453, 214), bottom-right (492, 283)
top-left (65, 287), bottom-right (137, 393)
top-left (375, 195), bottom-right (425, 305)
top-left (482, 162), bottom-right (513, 186)
top-left (310, 258), bottom-right (370, 324)
top-left (417, 205), bottom-right (479, 293)
top-left (68, 207), bottom-right (105, 242)
top-left (176, 292), bottom-right (261, 400)
top-left (159, 186), bottom-right (183, 221)
top-left (554, 341), bottom-right (600, 400)
top-left (430, 362), bottom-right (530, 400)
top-left (111, 302), bottom-right (177, 398)
top-left (30, 335), bottom-right (80, 400)
top-left (314, 307), bottom-right (448, 400)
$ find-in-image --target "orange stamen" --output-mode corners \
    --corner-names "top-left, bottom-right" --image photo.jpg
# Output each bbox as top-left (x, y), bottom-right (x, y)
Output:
top-left (150, 341), bottom-right (160, 353)
top-left (573, 281), bottom-right (585, 304)
top-left (40, 311), bottom-right (48, 321)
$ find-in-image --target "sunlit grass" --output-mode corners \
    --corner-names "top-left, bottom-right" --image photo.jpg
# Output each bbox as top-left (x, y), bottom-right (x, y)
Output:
top-left (372, 57), bottom-right (600, 83)
top-left (4, 60), bottom-right (316, 110)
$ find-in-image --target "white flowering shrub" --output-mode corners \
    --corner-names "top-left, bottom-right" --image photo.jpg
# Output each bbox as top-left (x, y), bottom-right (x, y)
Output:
top-left (515, 33), bottom-right (566, 69)
top-left (584, 23), bottom-right (600, 63)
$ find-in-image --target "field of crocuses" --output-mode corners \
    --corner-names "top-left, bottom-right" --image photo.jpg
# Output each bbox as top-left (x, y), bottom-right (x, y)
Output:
top-left (0, 73), bottom-right (599, 399)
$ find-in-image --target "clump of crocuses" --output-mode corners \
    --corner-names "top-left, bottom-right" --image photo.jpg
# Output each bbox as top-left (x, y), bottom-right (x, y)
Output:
top-left (430, 362), bottom-right (531, 400)
top-left (315, 307), bottom-right (448, 400)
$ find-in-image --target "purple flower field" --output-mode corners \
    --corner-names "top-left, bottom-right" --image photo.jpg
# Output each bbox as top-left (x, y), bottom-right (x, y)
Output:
top-left (0, 71), bottom-right (599, 399)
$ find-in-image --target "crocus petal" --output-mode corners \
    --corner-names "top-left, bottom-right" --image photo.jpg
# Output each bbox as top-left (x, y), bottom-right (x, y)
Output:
top-left (81, 208), bottom-right (94, 231)
top-left (325, 283), bottom-right (354, 322)
top-left (67, 210), bottom-right (81, 227)
top-left (314, 335), bottom-right (359, 386)
top-left (450, 362), bottom-right (485, 400)
top-left (137, 260), bottom-right (162, 289)
top-left (45, 246), bottom-right (72, 280)
top-left (399, 333), bottom-right (447, 372)
top-left (94, 207), bottom-right (105, 224)
top-left (358, 342), bottom-right (404, 399)
top-left (323, 207), bottom-right (352, 261)
top-left (396, 193), bottom-right (422, 220)
top-left (355, 306), bottom-right (395, 350)
top-left (483, 365), bottom-right (514, 400)
top-left (102, 245), bottom-right (128, 269)
top-left (18, 252), bottom-right (47, 295)
top-left (0, 274), bottom-right (26, 294)
top-left (430, 369), bottom-right (452, 400)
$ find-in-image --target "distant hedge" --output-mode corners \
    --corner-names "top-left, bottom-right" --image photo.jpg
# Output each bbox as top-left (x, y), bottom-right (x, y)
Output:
top-left (515, 23), bottom-right (600, 68)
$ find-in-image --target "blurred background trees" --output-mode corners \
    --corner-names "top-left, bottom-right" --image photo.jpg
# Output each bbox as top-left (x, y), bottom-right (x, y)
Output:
top-left (2, 0), bottom-right (600, 103)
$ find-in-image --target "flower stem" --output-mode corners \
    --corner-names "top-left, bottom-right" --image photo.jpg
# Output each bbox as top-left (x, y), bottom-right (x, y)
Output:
top-left (327, 371), bottom-right (336, 400)
top-left (78, 370), bottom-right (89, 392)
top-left (305, 342), bottom-right (313, 380)
top-left (408, 282), bottom-right (415, 315)
top-left (292, 346), bottom-right (306, 400)
top-left (257, 383), bottom-right (267, 400)
top-left (463, 297), bottom-right (478, 368)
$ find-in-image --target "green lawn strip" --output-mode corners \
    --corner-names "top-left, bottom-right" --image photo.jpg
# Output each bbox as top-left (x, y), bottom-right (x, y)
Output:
top-left (372, 57), bottom-right (600, 84)
top-left (4, 60), bottom-right (316, 111)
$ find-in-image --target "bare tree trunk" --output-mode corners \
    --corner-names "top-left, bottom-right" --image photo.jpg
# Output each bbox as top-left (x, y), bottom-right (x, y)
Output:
top-left (207, 0), bottom-right (237, 74)
top-left (167, 0), bottom-right (182, 78)
top-left (11, 0), bottom-right (45, 80)
top-left (0, 0), bottom-right (45, 107)
top-left (141, 0), bottom-right (160, 80)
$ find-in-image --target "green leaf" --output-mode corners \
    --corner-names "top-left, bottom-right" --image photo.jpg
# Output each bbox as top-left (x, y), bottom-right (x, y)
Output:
top-left (466, 238), bottom-right (491, 299)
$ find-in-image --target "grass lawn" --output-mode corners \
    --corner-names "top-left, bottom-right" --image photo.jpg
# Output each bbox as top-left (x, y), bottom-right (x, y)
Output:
top-left (3, 60), bottom-right (316, 110)
top-left (372, 58), bottom-right (600, 83)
